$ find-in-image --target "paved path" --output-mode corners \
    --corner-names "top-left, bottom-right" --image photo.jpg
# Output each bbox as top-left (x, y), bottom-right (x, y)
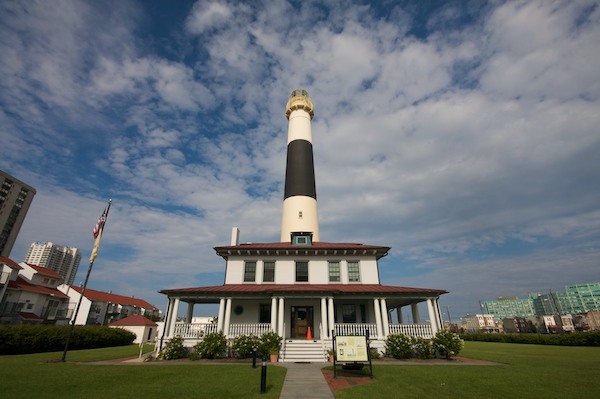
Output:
top-left (276, 362), bottom-right (334, 399)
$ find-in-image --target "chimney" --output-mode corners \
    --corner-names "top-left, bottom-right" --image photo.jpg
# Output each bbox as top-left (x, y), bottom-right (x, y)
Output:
top-left (231, 227), bottom-right (240, 246)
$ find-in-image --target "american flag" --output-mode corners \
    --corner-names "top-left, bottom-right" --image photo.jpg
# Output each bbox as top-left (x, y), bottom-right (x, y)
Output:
top-left (92, 207), bottom-right (107, 238)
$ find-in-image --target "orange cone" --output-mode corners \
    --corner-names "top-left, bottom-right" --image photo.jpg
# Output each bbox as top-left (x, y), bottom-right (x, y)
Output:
top-left (306, 326), bottom-right (313, 340)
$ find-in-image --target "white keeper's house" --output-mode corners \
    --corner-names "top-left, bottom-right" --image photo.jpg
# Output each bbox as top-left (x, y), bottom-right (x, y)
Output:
top-left (159, 89), bottom-right (447, 362)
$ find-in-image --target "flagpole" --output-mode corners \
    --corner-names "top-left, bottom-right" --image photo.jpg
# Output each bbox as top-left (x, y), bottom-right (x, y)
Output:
top-left (61, 199), bottom-right (112, 362)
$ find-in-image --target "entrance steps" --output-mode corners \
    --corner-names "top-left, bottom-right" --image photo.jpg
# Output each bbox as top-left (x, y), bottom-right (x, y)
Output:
top-left (281, 339), bottom-right (326, 363)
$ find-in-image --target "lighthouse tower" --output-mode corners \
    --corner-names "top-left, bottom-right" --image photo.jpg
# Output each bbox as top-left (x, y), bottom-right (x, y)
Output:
top-left (280, 89), bottom-right (320, 243)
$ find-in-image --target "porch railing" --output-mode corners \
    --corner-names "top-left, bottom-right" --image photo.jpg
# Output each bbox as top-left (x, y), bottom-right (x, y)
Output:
top-left (173, 323), bottom-right (218, 338)
top-left (335, 323), bottom-right (377, 337)
top-left (388, 323), bottom-right (434, 338)
top-left (228, 323), bottom-right (272, 337)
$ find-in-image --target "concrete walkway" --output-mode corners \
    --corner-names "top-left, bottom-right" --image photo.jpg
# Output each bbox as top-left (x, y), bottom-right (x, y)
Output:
top-left (276, 362), bottom-right (334, 399)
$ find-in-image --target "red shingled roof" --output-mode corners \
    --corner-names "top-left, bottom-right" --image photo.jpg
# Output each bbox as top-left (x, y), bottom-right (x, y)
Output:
top-left (70, 286), bottom-right (158, 310)
top-left (160, 284), bottom-right (446, 296)
top-left (109, 314), bottom-right (158, 327)
top-left (8, 277), bottom-right (69, 298)
top-left (25, 263), bottom-right (62, 279)
top-left (0, 256), bottom-right (23, 270)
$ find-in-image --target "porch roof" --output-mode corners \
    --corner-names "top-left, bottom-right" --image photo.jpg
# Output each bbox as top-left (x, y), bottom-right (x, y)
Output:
top-left (213, 242), bottom-right (391, 259)
top-left (159, 283), bottom-right (446, 296)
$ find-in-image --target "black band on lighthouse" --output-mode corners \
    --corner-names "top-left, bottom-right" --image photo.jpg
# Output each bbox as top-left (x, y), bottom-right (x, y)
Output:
top-left (284, 139), bottom-right (317, 200)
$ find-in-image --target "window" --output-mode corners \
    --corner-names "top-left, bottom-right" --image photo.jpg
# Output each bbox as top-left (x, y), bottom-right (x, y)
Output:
top-left (360, 304), bottom-right (367, 323)
top-left (348, 261), bottom-right (360, 282)
top-left (259, 304), bottom-right (271, 323)
top-left (292, 232), bottom-right (312, 246)
top-left (342, 305), bottom-right (356, 323)
top-left (263, 261), bottom-right (275, 283)
top-left (244, 261), bottom-right (256, 282)
top-left (328, 261), bottom-right (340, 282)
top-left (296, 261), bottom-right (309, 282)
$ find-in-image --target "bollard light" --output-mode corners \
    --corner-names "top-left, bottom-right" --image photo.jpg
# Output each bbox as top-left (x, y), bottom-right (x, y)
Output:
top-left (260, 355), bottom-right (267, 393)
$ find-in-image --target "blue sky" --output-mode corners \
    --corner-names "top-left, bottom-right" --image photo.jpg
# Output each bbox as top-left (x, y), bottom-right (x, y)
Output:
top-left (1, 0), bottom-right (599, 321)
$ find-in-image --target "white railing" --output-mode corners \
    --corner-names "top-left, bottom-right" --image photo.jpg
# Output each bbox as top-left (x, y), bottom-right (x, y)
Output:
top-left (388, 324), bottom-right (433, 338)
top-left (173, 323), bottom-right (218, 338)
top-left (228, 323), bottom-right (272, 337)
top-left (335, 323), bottom-right (377, 337)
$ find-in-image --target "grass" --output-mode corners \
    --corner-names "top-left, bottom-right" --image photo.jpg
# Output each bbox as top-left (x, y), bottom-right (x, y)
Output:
top-left (334, 341), bottom-right (600, 398)
top-left (0, 345), bottom-right (285, 399)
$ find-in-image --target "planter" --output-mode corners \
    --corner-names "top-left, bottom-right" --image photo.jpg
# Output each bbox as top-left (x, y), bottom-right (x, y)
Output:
top-left (269, 354), bottom-right (279, 363)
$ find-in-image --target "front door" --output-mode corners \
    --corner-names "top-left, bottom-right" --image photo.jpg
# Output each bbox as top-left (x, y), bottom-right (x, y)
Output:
top-left (290, 306), bottom-right (313, 339)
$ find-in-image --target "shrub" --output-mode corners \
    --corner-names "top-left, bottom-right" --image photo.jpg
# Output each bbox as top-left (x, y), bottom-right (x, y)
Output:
top-left (385, 334), bottom-right (413, 359)
top-left (369, 348), bottom-right (382, 360)
top-left (231, 334), bottom-right (260, 358)
top-left (0, 325), bottom-right (135, 355)
top-left (161, 336), bottom-right (185, 360)
top-left (192, 332), bottom-right (227, 359)
top-left (412, 337), bottom-right (435, 359)
top-left (258, 331), bottom-right (282, 357)
top-left (433, 330), bottom-right (463, 358)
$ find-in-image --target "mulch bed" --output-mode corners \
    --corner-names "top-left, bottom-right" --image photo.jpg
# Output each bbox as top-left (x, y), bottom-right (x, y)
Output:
top-left (321, 368), bottom-right (375, 393)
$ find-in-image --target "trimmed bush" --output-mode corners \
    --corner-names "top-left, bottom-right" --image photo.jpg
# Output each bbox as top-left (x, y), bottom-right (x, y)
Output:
top-left (433, 330), bottom-right (463, 358)
top-left (258, 331), bottom-right (282, 357)
top-left (161, 336), bottom-right (185, 360)
top-left (412, 337), bottom-right (435, 359)
top-left (232, 334), bottom-right (260, 358)
top-left (192, 332), bottom-right (227, 359)
top-left (461, 331), bottom-right (600, 346)
top-left (385, 333), bottom-right (413, 359)
top-left (0, 325), bottom-right (135, 355)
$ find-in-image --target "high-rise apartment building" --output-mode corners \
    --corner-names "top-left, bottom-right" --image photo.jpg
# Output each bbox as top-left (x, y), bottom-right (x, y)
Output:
top-left (25, 242), bottom-right (82, 285)
top-left (0, 170), bottom-right (36, 257)
top-left (484, 282), bottom-right (600, 318)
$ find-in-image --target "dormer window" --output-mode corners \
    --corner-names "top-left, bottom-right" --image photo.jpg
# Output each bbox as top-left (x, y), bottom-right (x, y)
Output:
top-left (291, 232), bottom-right (312, 246)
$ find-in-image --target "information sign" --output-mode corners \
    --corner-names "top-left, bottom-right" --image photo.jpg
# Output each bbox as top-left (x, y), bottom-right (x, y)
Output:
top-left (335, 336), bottom-right (368, 362)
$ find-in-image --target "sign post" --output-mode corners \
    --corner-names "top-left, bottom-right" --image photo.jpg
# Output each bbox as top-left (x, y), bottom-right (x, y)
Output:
top-left (332, 330), bottom-right (374, 379)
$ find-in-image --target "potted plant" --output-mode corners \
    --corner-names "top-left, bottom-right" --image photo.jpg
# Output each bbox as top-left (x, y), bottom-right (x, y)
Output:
top-left (268, 347), bottom-right (279, 362)
top-left (326, 349), bottom-right (334, 362)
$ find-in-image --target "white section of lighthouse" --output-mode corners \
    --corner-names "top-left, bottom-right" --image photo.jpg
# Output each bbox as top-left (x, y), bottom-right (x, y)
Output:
top-left (280, 89), bottom-right (320, 243)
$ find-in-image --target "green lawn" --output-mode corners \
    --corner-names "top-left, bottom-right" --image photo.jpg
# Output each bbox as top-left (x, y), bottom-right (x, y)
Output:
top-left (335, 341), bottom-right (600, 398)
top-left (0, 345), bottom-right (285, 399)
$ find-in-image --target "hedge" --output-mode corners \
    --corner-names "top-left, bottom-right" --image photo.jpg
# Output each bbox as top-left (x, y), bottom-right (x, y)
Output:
top-left (0, 325), bottom-right (136, 355)
top-left (460, 331), bottom-right (600, 346)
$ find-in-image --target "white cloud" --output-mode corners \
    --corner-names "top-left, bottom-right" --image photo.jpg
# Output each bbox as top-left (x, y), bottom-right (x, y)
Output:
top-left (186, 1), bottom-right (233, 34)
top-left (2, 0), bottom-right (599, 316)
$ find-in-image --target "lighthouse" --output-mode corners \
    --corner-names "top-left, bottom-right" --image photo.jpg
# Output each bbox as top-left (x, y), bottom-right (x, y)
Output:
top-left (280, 89), bottom-right (320, 243)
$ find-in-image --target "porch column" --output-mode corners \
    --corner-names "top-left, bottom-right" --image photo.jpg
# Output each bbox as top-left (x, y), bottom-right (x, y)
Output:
top-left (373, 298), bottom-right (383, 339)
top-left (186, 303), bottom-right (194, 323)
top-left (380, 298), bottom-right (390, 337)
top-left (271, 297), bottom-right (278, 332)
top-left (411, 303), bottom-right (421, 323)
top-left (164, 298), bottom-right (175, 336)
top-left (396, 307), bottom-right (403, 324)
top-left (327, 297), bottom-right (335, 337)
top-left (217, 298), bottom-right (226, 332)
top-left (277, 297), bottom-right (285, 337)
top-left (426, 299), bottom-right (439, 334)
top-left (435, 298), bottom-right (443, 330)
top-left (169, 298), bottom-right (180, 337)
top-left (223, 298), bottom-right (232, 337)
top-left (320, 297), bottom-right (328, 339)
